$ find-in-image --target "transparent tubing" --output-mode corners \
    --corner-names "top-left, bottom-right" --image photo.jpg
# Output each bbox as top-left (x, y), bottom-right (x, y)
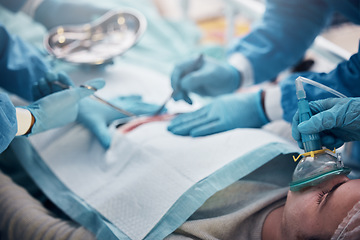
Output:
top-left (297, 76), bottom-right (347, 98)
top-left (290, 77), bottom-right (350, 191)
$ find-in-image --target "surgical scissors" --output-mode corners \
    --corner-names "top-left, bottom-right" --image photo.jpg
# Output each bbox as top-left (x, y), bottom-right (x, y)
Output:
top-left (52, 81), bottom-right (136, 117)
top-left (153, 54), bottom-right (204, 116)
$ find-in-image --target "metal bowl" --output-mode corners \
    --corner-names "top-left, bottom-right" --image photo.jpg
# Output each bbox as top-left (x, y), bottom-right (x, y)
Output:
top-left (44, 8), bottom-right (147, 65)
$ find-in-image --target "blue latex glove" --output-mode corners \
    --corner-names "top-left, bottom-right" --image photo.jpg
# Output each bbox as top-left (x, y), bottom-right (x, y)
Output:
top-left (168, 91), bottom-right (269, 137)
top-left (0, 93), bottom-right (17, 153)
top-left (292, 98), bottom-right (360, 150)
top-left (77, 95), bottom-right (164, 149)
top-left (24, 79), bottom-right (105, 135)
top-left (171, 55), bottom-right (241, 104)
top-left (32, 71), bottom-right (74, 100)
top-left (34, 0), bottom-right (109, 30)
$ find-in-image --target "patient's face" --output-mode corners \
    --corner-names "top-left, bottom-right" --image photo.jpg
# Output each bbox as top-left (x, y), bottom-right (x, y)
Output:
top-left (282, 175), bottom-right (360, 239)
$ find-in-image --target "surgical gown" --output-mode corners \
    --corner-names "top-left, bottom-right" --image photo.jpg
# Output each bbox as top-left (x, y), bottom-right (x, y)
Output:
top-left (227, 0), bottom-right (360, 171)
top-left (228, 0), bottom-right (359, 84)
top-left (227, 0), bottom-right (360, 121)
top-left (0, 23), bottom-right (50, 152)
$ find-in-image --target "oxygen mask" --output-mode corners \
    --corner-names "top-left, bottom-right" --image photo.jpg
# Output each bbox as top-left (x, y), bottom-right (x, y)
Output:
top-left (290, 148), bottom-right (351, 191)
top-left (289, 77), bottom-right (351, 191)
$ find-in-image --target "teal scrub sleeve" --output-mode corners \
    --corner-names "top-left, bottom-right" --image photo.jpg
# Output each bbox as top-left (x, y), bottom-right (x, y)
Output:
top-left (0, 24), bottom-right (50, 101)
top-left (0, 94), bottom-right (17, 154)
top-left (281, 46), bottom-right (360, 123)
top-left (227, 0), bottom-right (333, 84)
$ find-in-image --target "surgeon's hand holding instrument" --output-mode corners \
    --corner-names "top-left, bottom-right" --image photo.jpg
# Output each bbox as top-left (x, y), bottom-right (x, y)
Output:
top-left (16, 79), bottom-right (104, 136)
top-left (32, 71), bottom-right (78, 101)
top-left (289, 77), bottom-right (351, 192)
top-left (296, 97), bottom-right (360, 145)
top-left (52, 80), bottom-right (164, 148)
top-left (77, 95), bottom-right (163, 149)
top-left (52, 81), bottom-right (135, 117)
top-left (154, 54), bottom-right (204, 116)
top-left (170, 54), bottom-right (240, 104)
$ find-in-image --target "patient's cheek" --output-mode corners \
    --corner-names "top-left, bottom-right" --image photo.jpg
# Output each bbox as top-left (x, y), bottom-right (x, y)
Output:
top-left (117, 114), bottom-right (175, 134)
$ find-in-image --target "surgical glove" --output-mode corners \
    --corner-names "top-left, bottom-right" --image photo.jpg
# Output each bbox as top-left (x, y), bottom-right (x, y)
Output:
top-left (24, 79), bottom-right (104, 135)
top-left (171, 55), bottom-right (241, 104)
top-left (0, 94), bottom-right (17, 153)
top-left (32, 71), bottom-right (74, 101)
top-left (168, 90), bottom-right (269, 137)
top-left (34, 0), bottom-right (108, 30)
top-left (292, 98), bottom-right (360, 150)
top-left (77, 95), bottom-right (163, 149)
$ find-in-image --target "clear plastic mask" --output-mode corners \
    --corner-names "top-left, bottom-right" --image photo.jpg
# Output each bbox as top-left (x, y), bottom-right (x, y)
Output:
top-left (290, 149), bottom-right (351, 191)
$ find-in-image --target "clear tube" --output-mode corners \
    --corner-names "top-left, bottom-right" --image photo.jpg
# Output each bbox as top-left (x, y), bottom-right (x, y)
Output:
top-left (297, 76), bottom-right (347, 98)
top-left (295, 77), bottom-right (306, 100)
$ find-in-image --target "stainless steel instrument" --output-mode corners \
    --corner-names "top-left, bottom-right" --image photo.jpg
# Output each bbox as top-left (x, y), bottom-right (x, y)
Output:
top-left (44, 9), bottom-right (147, 65)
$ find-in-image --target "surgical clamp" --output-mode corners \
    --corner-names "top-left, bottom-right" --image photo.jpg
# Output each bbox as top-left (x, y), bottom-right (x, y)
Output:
top-left (52, 81), bottom-right (136, 117)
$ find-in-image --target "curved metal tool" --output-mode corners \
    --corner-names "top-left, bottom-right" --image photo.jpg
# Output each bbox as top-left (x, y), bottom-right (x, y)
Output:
top-left (153, 54), bottom-right (204, 116)
top-left (53, 81), bottom-right (135, 117)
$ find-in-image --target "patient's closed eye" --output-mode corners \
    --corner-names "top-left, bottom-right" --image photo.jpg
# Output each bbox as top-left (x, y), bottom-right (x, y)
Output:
top-left (316, 190), bottom-right (328, 205)
top-left (316, 181), bottom-right (347, 205)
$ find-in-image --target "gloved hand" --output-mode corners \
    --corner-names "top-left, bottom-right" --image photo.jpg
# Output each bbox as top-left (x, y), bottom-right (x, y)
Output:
top-left (77, 95), bottom-right (164, 149)
top-left (292, 98), bottom-right (360, 150)
top-left (32, 71), bottom-right (74, 101)
top-left (171, 55), bottom-right (241, 104)
top-left (24, 79), bottom-right (105, 135)
top-left (0, 94), bottom-right (17, 153)
top-left (168, 91), bottom-right (269, 137)
top-left (34, 0), bottom-right (109, 30)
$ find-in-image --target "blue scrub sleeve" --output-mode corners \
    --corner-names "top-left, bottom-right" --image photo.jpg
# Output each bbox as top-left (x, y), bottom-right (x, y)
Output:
top-left (228, 0), bottom-right (334, 84)
top-left (280, 46), bottom-right (360, 122)
top-left (331, 0), bottom-right (360, 25)
top-left (0, 93), bottom-right (17, 154)
top-left (0, 24), bottom-right (50, 101)
top-left (0, 0), bottom-right (27, 12)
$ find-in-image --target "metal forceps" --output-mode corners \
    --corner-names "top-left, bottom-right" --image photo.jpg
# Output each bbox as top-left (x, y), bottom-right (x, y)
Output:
top-left (52, 81), bottom-right (136, 117)
top-left (153, 54), bottom-right (204, 116)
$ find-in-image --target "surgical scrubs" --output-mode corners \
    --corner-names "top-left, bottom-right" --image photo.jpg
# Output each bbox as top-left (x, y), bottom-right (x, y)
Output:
top-left (0, 24), bottom-right (49, 101)
top-left (228, 0), bottom-right (360, 169)
top-left (0, 23), bottom-right (49, 152)
top-left (228, 0), bottom-right (360, 88)
top-left (228, 0), bottom-right (360, 120)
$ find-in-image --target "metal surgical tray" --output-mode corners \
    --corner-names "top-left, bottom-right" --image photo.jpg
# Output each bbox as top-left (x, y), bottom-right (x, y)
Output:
top-left (44, 9), bottom-right (147, 65)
